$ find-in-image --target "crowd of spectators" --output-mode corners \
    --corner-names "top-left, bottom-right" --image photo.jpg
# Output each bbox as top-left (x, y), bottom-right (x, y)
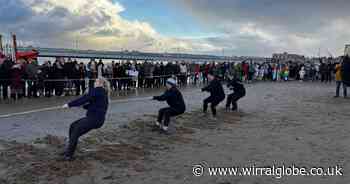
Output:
top-left (0, 54), bottom-right (347, 102)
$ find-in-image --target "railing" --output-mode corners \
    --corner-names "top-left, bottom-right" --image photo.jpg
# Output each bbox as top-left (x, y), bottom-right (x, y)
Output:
top-left (0, 73), bottom-right (206, 101)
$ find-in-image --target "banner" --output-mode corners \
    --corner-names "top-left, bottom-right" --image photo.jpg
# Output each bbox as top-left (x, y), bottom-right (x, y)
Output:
top-left (16, 50), bottom-right (39, 60)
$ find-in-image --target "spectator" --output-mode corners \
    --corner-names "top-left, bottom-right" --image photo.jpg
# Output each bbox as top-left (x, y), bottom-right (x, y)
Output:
top-left (0, 55), bottom-right (13, 100)
top-left (26, 58), bottom-right (39, 98)
top-left (52, 58), bottom-right (65, 96)
top-left (341, 55), bottom-right (350, 98)
top-left (11, 59), bottom-right (25, 100)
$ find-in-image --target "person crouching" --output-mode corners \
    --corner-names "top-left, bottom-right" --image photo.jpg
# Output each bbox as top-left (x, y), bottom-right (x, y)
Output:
top-left (61, 77), bottom-right (110, 161)
top-left (226, 77), bottom-right (246, 111)
top-left (152, 78), bottom-right (186, 135)
top-left (201, 71), bottom-right (225, 118)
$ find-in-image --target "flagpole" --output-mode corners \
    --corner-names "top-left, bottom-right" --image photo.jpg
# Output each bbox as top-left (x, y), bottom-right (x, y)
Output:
top-left (0, 34), bottom-right (3, 52)
top-left (12, 34), bottom-right (17, 62)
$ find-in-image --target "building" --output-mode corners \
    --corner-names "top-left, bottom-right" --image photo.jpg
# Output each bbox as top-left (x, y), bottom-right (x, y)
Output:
top-left (272, 52), bottom-right (305, 62)
top-left (345, 44), bottom-right (350, 56)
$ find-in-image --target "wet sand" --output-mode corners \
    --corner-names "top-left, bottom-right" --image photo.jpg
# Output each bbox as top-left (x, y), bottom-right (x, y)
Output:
top-left (0, 81), bottom-right (349, 184)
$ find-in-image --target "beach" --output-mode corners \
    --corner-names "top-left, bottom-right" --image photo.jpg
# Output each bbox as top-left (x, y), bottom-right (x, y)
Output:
top-left (0, 81), bottom-right (349, 184)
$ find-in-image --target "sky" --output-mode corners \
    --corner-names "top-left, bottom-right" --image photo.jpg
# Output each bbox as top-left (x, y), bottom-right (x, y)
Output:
top-left (0, 0), bottom-right (350, 57)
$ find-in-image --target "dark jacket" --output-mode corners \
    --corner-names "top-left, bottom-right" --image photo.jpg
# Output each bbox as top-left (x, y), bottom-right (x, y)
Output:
top-left (227, 79), bottom-right (246, 96)
top-left (41, 65), bottom-right (52, 80)
top-left (153, 87), bottom-right (186, 113)
top-left (78, 65), bottom-right (86, 79)
top-left (0, 59), bottom-right (13, 81)
top-left (342, 57), bottom-right (350, 85)
top-left (68, 87), bottom-right (109, 125)
top-left (52, 63), bottom-right (65, 79)
top-left (26, 63), bottom-right (38, 80)
top-left (202, 78), bottom-right (225, 100)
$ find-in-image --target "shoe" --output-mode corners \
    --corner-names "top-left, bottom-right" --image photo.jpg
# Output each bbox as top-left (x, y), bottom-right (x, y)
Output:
top-left (151, 125), bottom-right (161, 132)
top-left (63, 155), bottom-right (75, 161)
top-left (159, 129), bottom-right (170, 135)
top-left (209, 116), bottom-right (217, 121)
top-left (201, 114), bottom-right (209, 118)
top-left (57, 155), bottom-right (75, 162)
top-left (334, 96), bottom-right (339, 98)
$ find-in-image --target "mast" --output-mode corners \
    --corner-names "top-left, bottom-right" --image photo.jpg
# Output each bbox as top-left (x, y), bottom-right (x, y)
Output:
top-left (0, 34), bottom-right (3, 52)
top-left (12, 34), bottom-right (18, 62)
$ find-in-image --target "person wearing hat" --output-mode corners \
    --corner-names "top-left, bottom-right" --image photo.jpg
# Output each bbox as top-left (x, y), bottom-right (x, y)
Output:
top-left (61, 77), bottom-right (110, 161)
top-left (226, 77), bottom-right (246, 111)
top-left (201, 71), bottom-right (225, 117)
top-left (152, 78), bottom-right (186, 134)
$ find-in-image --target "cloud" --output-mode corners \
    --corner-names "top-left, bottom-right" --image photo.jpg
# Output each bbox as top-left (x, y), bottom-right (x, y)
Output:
top-left (0, 0), bottom-right (33, 24)
top-left (170, 0), bottom-right (350, 56)
top-left (3, 0), bottom-right (349, 56)
top-left (0, 0), bottom-right (220, 54)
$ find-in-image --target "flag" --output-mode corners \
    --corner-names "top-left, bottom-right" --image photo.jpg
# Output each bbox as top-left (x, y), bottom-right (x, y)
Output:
top-left (16, 50), bottom-right (39, 60)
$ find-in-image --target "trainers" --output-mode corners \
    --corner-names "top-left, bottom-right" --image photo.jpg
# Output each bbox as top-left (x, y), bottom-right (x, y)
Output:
top-left (63, 156), bottom-right (75, 162)
top-left (209, 116), bottom-right (217, 121)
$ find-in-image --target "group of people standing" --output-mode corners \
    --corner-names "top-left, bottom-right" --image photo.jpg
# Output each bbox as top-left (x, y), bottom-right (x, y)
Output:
top-left (0, 56), bottom-right (242, 101)
top-left (0, 57), bottom-right (200, 101)
top-left (0, 54), bottom-right (347, 103)
top-left (232, 58), bottom-right (340, 83)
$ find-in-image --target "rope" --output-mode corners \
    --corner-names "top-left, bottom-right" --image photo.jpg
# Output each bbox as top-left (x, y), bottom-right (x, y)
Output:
top-left (0, 96), bottom-right (154, 119)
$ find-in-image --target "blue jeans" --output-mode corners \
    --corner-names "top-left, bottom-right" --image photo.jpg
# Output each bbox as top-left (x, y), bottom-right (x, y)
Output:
top-left (336, 81), bottom-right (347, 97)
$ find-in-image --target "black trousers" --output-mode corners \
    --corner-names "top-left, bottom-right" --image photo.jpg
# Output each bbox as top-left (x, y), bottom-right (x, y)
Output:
top-left (66, 117), bottom-right (102, 157)
top-left (226, 92), bottom-right (245, 110)
top-left (179, 74), bottom-right (187, 86)
top-left (74, 80), bottom-right (86, 95)
top-left (203, 96), bottom-right (224, 116)
top-left (154, 77), bottom-right (161, 88)
top-left (55, 81), bottom-right (64, 96)
top-left (88, 79), bottom-right (95, 89)
top-left (145, 78), bottom-right (154, 88)
top-left (112, 79), bottom-right (117, 90)
top-left (0, 81), bottom-right (9, 99)
top-left (157, 107), bottom-right (184, 127)
top-left (44, 81), bottom-right (53, 97)
top-left (27, 80), bottom-right (38, 97)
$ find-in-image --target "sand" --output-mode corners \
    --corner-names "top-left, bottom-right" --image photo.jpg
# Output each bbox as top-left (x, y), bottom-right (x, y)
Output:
top-left (0, 81), bottom-right (349, 184)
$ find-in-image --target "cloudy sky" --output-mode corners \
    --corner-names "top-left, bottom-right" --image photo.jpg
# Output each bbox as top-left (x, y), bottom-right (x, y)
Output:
top-left (0, 0), bottom-right (349, 56)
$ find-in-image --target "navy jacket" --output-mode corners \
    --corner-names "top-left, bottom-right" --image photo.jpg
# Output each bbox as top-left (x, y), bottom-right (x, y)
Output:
top-left (68, 87), bottom-right (109, 124)
top-left (227, 80), bottom-right (246, 96)
top-left (153, 87), bottom-right (186, 113)
top-left (202, 79), bottom-right (225, 100)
